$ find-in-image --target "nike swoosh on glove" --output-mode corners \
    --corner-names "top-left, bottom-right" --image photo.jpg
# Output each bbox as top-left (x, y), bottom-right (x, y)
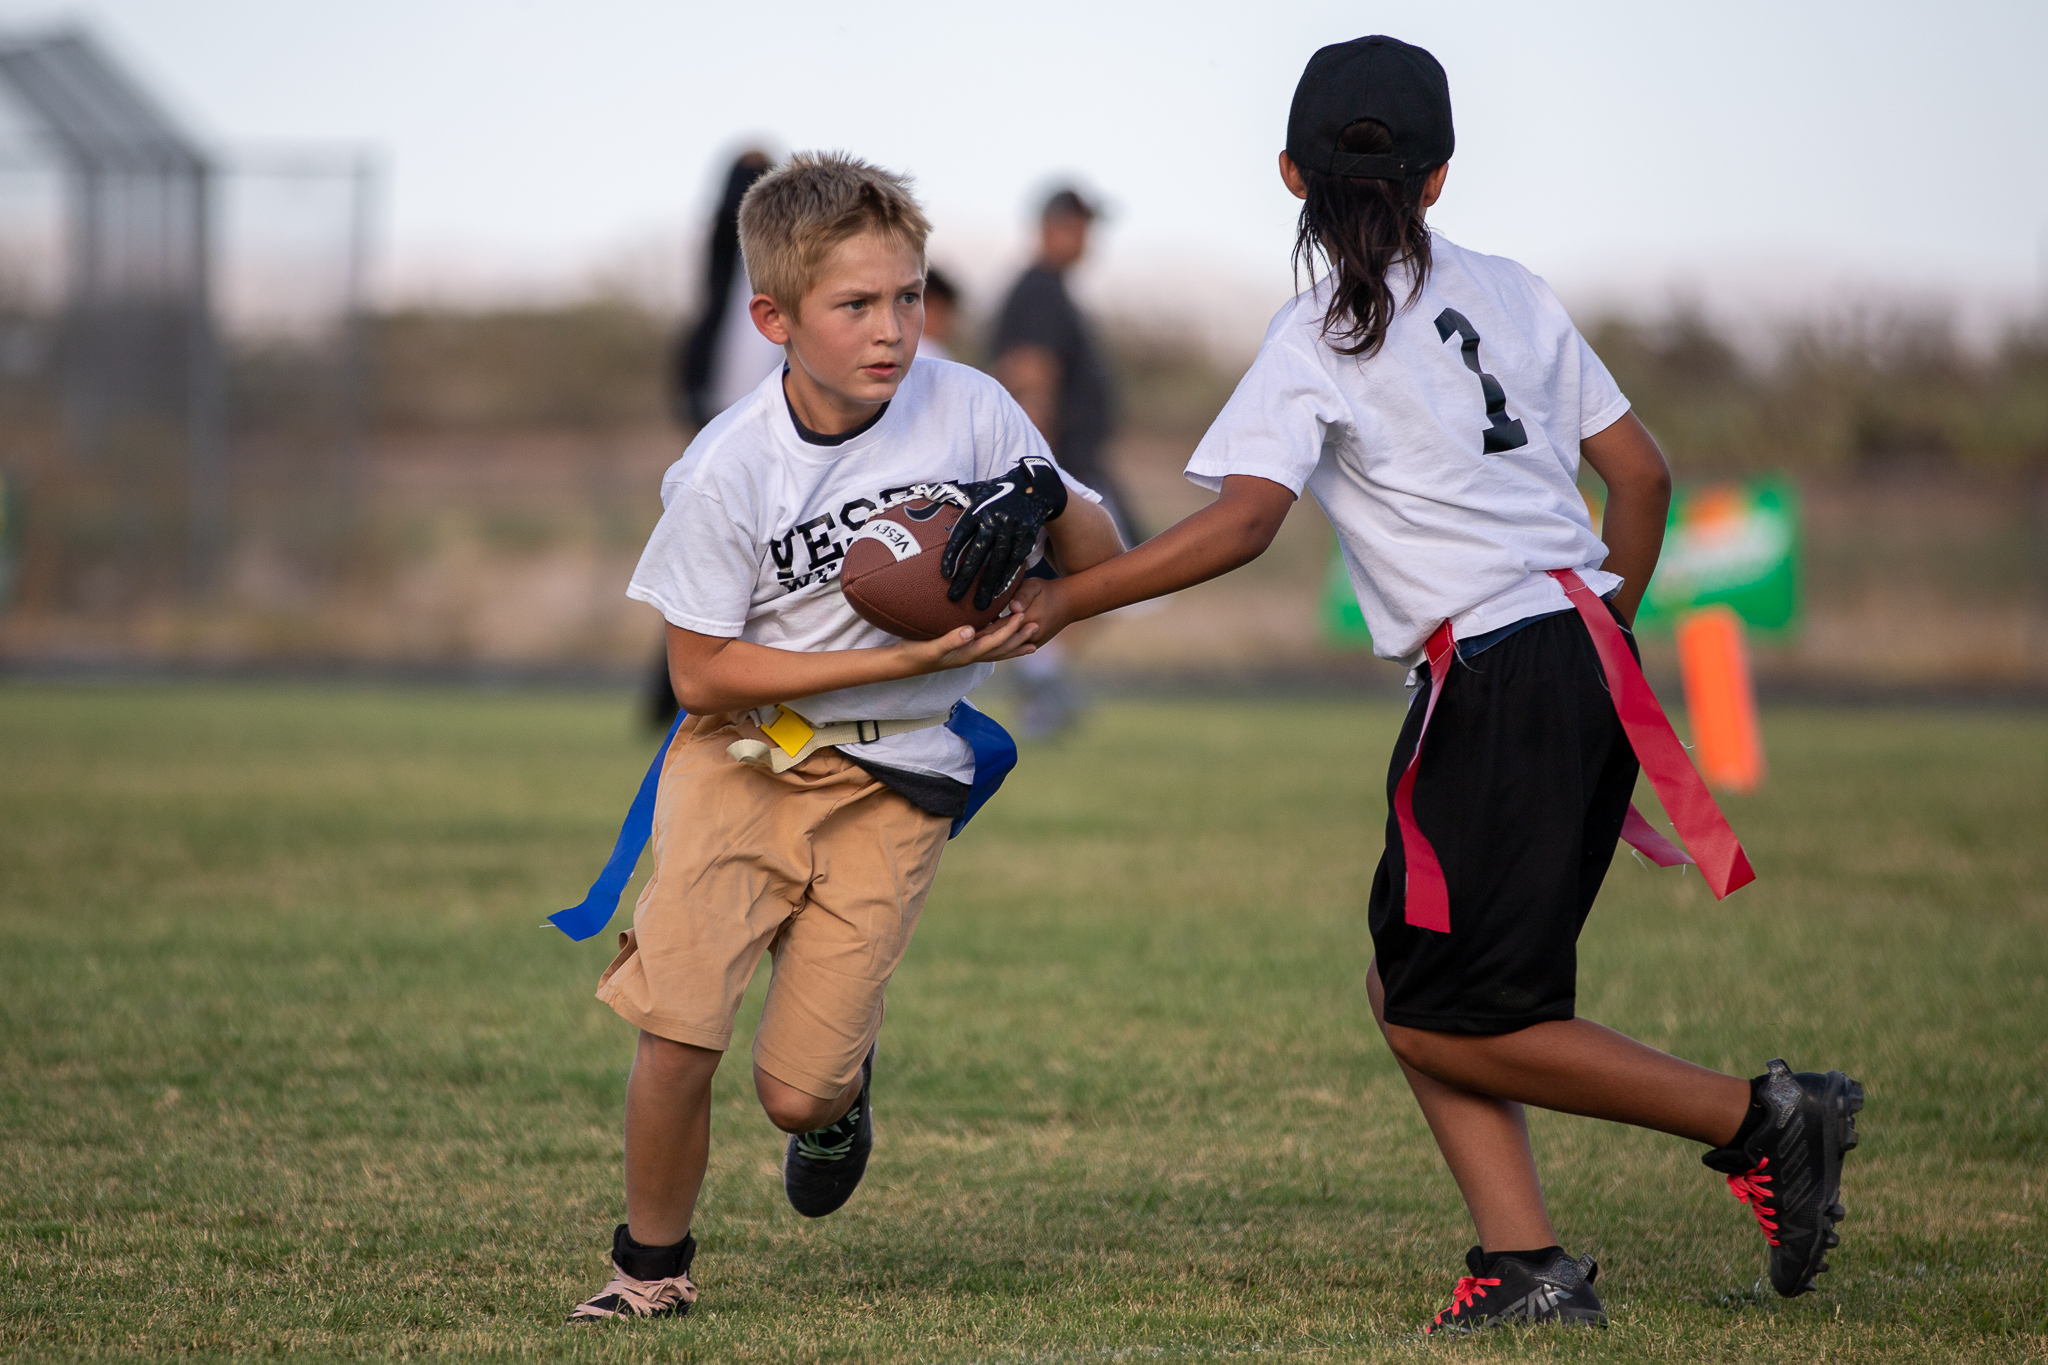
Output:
top-left (939, 457), bottom-right (1070, 611)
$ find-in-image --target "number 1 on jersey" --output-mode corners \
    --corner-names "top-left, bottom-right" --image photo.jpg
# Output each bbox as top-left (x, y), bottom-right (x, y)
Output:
top-left (1434, 308), bottom-right (1528, 454)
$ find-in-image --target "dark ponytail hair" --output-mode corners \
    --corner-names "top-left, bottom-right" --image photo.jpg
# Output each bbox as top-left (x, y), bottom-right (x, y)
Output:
top-left (1291, 120), bottom-right (1437, 359)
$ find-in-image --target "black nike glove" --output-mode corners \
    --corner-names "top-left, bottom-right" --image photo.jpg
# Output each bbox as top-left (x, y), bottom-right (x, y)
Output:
top-left (938, 456), bottom-right (1069, 611)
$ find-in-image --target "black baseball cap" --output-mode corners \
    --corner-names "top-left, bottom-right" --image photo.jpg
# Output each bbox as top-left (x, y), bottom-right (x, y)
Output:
top-left (1286, 35), bottom-right (1453, 179)
top-left (1041, 185), bottom-right (1101, 221)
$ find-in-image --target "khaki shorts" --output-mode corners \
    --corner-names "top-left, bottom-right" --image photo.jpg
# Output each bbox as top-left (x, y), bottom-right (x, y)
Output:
top-left (596, 712), bottom-right (950, 1100)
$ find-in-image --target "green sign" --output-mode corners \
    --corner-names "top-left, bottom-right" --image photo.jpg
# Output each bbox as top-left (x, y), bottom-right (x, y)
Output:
top-left (1636, 475), bottom-right (1800, 635)
top-left (1319, 472), bottom-right (1801, 649)
top-left (1321, 540), bottom-right (1373, 649)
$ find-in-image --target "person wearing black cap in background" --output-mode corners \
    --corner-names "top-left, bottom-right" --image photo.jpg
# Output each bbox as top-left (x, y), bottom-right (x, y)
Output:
top-left (987, 186), bottom-right (1136, 738)
top-left (649, 150), bottom-right (785, 726)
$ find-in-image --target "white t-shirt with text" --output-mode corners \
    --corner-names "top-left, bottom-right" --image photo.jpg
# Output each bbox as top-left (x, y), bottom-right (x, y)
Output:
top-left (1187, 232), bottom-right (1630, 665)
top-left (629, 357), bottom-right (1099, 783)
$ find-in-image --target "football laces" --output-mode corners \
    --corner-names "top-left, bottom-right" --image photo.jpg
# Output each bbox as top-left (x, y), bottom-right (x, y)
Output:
top-left (888, 481), bottom-right (971, 509)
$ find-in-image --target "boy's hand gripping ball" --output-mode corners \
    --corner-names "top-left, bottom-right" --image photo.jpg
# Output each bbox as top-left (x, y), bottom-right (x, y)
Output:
top-left (840, 492), bottom-right (1024, 641)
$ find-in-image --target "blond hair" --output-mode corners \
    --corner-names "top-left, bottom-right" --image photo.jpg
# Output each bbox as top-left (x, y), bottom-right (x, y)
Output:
top-left (737, 152), bottom-right (930, 315)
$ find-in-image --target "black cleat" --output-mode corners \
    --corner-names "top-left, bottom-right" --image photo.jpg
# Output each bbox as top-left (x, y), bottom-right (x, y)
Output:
top-left (783, 1047), bottom-right (874, 1218)
top-left (1423, 1247), bottom-right (1608, 1335)
top-left (1704, 1058), bottom-right (1864, 1298)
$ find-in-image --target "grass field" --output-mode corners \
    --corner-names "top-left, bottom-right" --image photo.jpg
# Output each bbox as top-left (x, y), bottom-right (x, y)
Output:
top-left (1, 683), bottom-right (2044, 1363)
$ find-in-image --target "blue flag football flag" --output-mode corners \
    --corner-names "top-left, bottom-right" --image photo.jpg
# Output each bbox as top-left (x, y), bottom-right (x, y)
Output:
top-left (549, 702), bottom-right (1016, 942)
top-left (547, 710), bottom-right (687, 942)
top-left (944, 700), bottom-right (1016, 837)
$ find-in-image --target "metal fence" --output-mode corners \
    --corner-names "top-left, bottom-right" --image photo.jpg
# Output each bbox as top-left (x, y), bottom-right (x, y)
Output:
top-left (0, 29), bottom-right (371, 614)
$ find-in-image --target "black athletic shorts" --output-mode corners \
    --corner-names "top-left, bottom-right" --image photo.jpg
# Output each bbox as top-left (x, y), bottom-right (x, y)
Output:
top-left (1368, 600), bottom-right (1641, 1036)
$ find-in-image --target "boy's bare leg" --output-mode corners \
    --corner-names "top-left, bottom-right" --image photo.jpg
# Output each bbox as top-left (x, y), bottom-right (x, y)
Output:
top-left (623, 1032), bottom-right (722, 1247)
top-left (753, 1065), bottom-right (863, 1134)
top-left (1370, 963), bottom-right (1558, 1250)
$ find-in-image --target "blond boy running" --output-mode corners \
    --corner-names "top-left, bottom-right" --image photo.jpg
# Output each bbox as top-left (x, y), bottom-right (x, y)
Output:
top-left (568, 153), bottom-right (1121, 1322)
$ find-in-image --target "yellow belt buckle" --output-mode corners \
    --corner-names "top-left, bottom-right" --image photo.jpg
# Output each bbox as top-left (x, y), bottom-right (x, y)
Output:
top-left (760, 705), bottom-right (815, 758)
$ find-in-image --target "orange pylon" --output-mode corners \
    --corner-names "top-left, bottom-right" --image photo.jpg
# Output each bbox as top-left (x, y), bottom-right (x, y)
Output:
top-left (1674, 605), bottom-right (1765, 793)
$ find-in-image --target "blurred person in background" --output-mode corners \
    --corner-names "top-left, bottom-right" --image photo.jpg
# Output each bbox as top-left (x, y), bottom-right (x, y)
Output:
top-left (671, 150), bottom-right (782, 426)
top-left (989, 186), bottom-right (1140, 738)
top-left (650, 150), bottom-right (784, 726)
top-left (916, 265), bottom-right (961, 362)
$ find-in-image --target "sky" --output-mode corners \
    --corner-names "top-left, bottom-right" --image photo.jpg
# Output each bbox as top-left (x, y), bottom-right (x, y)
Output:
top-left (5, 0), bottom-right (2044, 335)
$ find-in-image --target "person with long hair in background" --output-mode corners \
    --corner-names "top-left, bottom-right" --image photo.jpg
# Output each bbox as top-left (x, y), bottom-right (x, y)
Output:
top-left (648, 150), bottom-right (786, 726)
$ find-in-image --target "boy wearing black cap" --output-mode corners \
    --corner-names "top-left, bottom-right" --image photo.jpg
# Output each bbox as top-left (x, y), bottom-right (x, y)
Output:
top-left (997, 33), bottom-right (1862, 1335)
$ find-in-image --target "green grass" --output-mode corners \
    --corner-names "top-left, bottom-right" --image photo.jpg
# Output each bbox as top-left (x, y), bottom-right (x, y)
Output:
top-left (1, 683), bottom-right (2044, 1363)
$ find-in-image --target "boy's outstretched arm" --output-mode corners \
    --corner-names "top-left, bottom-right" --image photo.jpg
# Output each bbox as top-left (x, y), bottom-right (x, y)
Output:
top-left (1579, 412), bottom-right (1673, 624)
top-left (1013, 475), bottom-right (1296, 642)
top-left (667, 615), bottom-right (1036, 716)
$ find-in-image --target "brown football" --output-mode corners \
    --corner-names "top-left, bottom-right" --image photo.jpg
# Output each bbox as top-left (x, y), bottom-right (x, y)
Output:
top-left (840, 498), bottom-right (1019, 641)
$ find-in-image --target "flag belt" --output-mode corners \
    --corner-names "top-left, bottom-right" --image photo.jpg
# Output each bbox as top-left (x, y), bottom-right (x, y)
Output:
top-left (725, 704), bottom-right (950, 774)
top-left (1392, 568), bottom-right (1756, 935)
top-left (546, 700), bottom-right (1016, 943)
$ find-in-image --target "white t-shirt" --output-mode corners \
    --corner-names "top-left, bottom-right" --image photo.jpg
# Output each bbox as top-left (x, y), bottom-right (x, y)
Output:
top-left (1187, 232), bottom-right (1630, 666)
top-left (629, 357), bottom-right (1099, 783)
